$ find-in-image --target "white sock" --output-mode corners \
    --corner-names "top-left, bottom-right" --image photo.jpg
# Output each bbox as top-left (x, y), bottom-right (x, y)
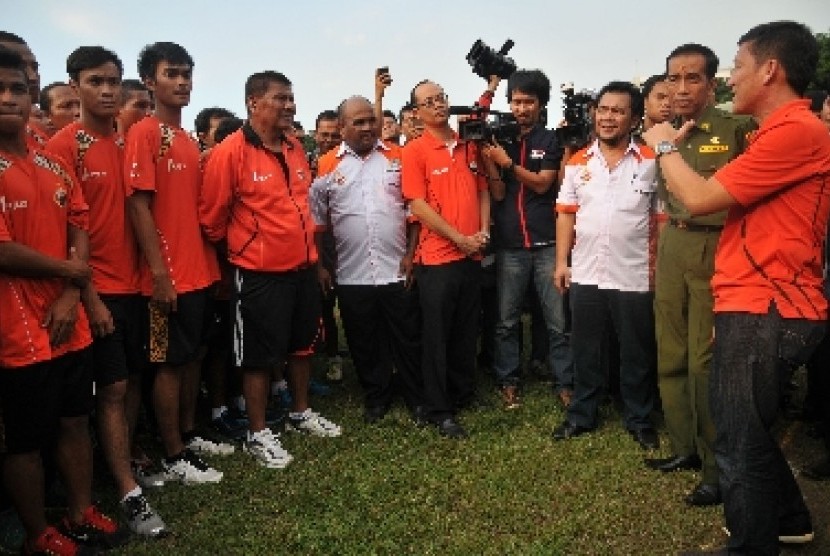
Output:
top-left (211, 405), bottom-right (227, 420)
top-left (121, 485), bottom-right (142, 503)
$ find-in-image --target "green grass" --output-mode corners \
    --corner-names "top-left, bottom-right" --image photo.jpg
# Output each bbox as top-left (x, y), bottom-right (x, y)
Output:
top-left (115, 364), bottom-right (757, 556)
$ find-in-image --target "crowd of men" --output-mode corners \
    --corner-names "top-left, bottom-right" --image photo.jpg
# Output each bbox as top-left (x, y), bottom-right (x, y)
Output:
top-left (0, 19), bottom-right (829, 556)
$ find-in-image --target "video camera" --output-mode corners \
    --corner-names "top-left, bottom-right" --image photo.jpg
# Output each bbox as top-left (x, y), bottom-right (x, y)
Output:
top-left (450, 105), bottom-right (520, 144)
top-left (555, 83), bottom-right (596, 149)
top-left (466, 39), bottom-right (517, 81)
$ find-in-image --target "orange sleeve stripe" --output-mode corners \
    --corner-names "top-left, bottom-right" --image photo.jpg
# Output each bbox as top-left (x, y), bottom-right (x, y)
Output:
top-left (556, 204), bottom-right (579, 214)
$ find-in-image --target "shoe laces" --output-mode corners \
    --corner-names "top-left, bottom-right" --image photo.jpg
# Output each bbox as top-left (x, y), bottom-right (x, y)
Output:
top-left (123, 494), bottom-right (153, 521)
top-left (181, 449), bottom-right (210, 472)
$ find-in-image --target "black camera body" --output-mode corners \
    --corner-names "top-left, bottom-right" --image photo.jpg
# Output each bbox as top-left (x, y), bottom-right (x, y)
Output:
top-left (556, 83), bottom-right (595, 149)
top-left (466, 39), bottom-right (517, 80)
top-left (450, 105), bottom-right (520, 144)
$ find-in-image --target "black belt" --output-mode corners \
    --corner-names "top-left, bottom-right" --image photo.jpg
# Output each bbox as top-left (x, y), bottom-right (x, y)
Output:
top-left (669, 218), bottom-right (723, 233)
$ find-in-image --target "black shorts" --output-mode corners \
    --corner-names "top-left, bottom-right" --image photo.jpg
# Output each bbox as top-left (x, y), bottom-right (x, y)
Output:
top-left (147, 288), bottom-right (208, 367)
top-left (93, 294), bottom-right (148, 387)
top-left (233, 266), bottom-right (321, 368)
top-left (0, 349), bottom-right (93, 454)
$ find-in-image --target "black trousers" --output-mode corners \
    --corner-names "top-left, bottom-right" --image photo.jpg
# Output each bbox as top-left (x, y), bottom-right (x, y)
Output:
top-left (337, 282), bottom-right (422, 410)
top-left (416, 259), bottom-right (481, 421)
top-left (567, 283), bottom-right (656, 431)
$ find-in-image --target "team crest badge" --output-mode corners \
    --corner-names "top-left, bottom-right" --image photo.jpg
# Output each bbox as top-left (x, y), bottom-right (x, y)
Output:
top-left (699, 122), bottom-right (711, 132)
top-left (333, 170), bottom-right (346, 186)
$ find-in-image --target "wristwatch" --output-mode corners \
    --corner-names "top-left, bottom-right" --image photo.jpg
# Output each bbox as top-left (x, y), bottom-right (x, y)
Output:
top-left (655, 140), bottom-right (678, 158)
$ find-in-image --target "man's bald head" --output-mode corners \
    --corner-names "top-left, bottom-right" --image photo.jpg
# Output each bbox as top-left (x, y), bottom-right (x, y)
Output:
top-left (337, 95), bottom-right (377, 156)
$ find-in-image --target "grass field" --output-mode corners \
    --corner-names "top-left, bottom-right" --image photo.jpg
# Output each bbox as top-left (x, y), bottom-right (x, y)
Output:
top-left (107, 358), bottom-right (829, 556)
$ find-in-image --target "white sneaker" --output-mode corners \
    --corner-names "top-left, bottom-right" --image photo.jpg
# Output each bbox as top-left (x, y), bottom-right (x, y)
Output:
top-left (162, 450), bottom-right (223, 484)
top-left (121, 493), bottom-right (168, 538)
top-left (326, 356), bottom-right (343, 382)
top-left (286, 409), bottom-right (342, 437)
top-left (186, 435), bottom-right (235, 456)
top-left (243, 429), bottom-right (293, 469)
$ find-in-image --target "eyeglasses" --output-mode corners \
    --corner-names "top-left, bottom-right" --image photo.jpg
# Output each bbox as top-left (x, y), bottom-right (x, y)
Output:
top-left (417, 93), bottom-right (448, 109)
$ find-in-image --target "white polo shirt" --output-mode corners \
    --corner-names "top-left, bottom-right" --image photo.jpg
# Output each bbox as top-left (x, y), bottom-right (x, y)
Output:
top-left (309, 140), bottom-right (408, 286)
top-left (556, 139), bottom-right (661, 292)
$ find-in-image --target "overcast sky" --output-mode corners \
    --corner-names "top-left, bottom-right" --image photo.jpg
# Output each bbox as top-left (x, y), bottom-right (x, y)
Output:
top-left (6, 0), bottom-right (830, 130)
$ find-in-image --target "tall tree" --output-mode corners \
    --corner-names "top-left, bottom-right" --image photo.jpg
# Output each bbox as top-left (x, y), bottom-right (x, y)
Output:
top-left (810, 29), bottom-right (830, 91)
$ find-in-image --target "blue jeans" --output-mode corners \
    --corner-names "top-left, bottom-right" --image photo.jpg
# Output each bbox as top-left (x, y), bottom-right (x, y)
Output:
top-left (566, 283), bottom-right (656, 431)
top-left (711, 306), bottom-right (824, 555)
top-left (493, 247), bottom-right (573, 390)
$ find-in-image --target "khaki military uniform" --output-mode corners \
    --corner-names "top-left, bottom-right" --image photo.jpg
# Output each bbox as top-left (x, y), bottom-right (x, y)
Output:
top-left (655, 104), bottom-right (755, 486)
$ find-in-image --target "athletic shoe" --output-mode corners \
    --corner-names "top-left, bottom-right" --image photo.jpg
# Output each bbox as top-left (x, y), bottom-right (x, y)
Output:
top-left (131, 458), bottom-right (167, 489)
top-left (286, 409), bottom-right (342, 437)
top-left (161, 450), bottom-right (223, 484)
top-left (60, 505), bottom-right (130, 550)
top-left (326, 355), bottom-right (343, 382)
top-left (186, 435), bottom-right (235, 456)
top-left (22, 525), bottom-right (97, 556)
top-left (120, 493), bottom-right (168, 538)
top-left (211, 409), bottom-right (248, 441)
top-left (243, 428), bottom-right (293, 469)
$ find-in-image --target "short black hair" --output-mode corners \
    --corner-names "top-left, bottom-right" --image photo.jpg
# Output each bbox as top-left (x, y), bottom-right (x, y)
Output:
top-left (194, 107), bottom-right (235, 134)
top-left (66, 46), bottom-right (123, 82)
top-left (0, 45), bottom-right (27, 81)
top-left (596, 80), bottom-right (644, 119)
top-left (137, 42), bottom-right (193, 81)
top-left (806, 90), bottom-right (828, 113)
top-left (641, 74), bottom-right (666, 99)
top-left (120, 79), bottom-right (148, 106)
top-left (666, 43), bottom-right (719, 79)
top-left (245, 70), bottom-right (291, 101)
top-left (398, 103), bottom-right (415, 121)
top-left (39, 81), bottom-right (69, 114)
top-left (382, 110), bottom-right (396, 121)
top-left (214, 116), bottom-right (243, 144)
top-left (507, 69), bottom-right (551, 106)
top-left (293, 120), bottom-right (304, 131)
top-left (739, 21), bottom-right (818, 97)
top-left (0, 31), bottom-right (26, 46)
top-left (315, 109), bottom-right (338, 130)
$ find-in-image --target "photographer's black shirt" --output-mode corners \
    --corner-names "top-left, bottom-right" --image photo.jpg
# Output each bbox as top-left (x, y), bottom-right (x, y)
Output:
top-left (492, 124), bottom-right (562, 249)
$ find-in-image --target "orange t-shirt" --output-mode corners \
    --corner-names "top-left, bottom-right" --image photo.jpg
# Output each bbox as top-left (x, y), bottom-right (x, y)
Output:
top-left (46, 122), bottom-right (141, 294)
top-left (124, 116), bottom-right (218, 295)
top-left (0, 149), bottom-right (92, 368)
top-left (713, 99), bottom-right (830, 320)
top-left (200, 126), bottom-right (318, 272)
top-left (401, 130), bottom-right (486, 265)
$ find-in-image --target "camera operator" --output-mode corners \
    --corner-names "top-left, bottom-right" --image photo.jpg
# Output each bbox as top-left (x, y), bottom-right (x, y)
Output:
top-left (480, 70), bottom-right (573, 409)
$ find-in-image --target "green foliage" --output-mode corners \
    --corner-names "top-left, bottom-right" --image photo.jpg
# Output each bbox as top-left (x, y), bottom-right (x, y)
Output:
top-left (714, 78), bottom-right (733, 104)
top-left (811, 30), bottom-right (830, 92)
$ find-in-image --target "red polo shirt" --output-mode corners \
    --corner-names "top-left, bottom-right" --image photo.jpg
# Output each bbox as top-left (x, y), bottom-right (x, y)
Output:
top-left (713, 99), bottom-right (830, 320)
top-left (0, 149), bottom-right (92, 368)
top-left (401, 130), bottom-right (486, 265)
